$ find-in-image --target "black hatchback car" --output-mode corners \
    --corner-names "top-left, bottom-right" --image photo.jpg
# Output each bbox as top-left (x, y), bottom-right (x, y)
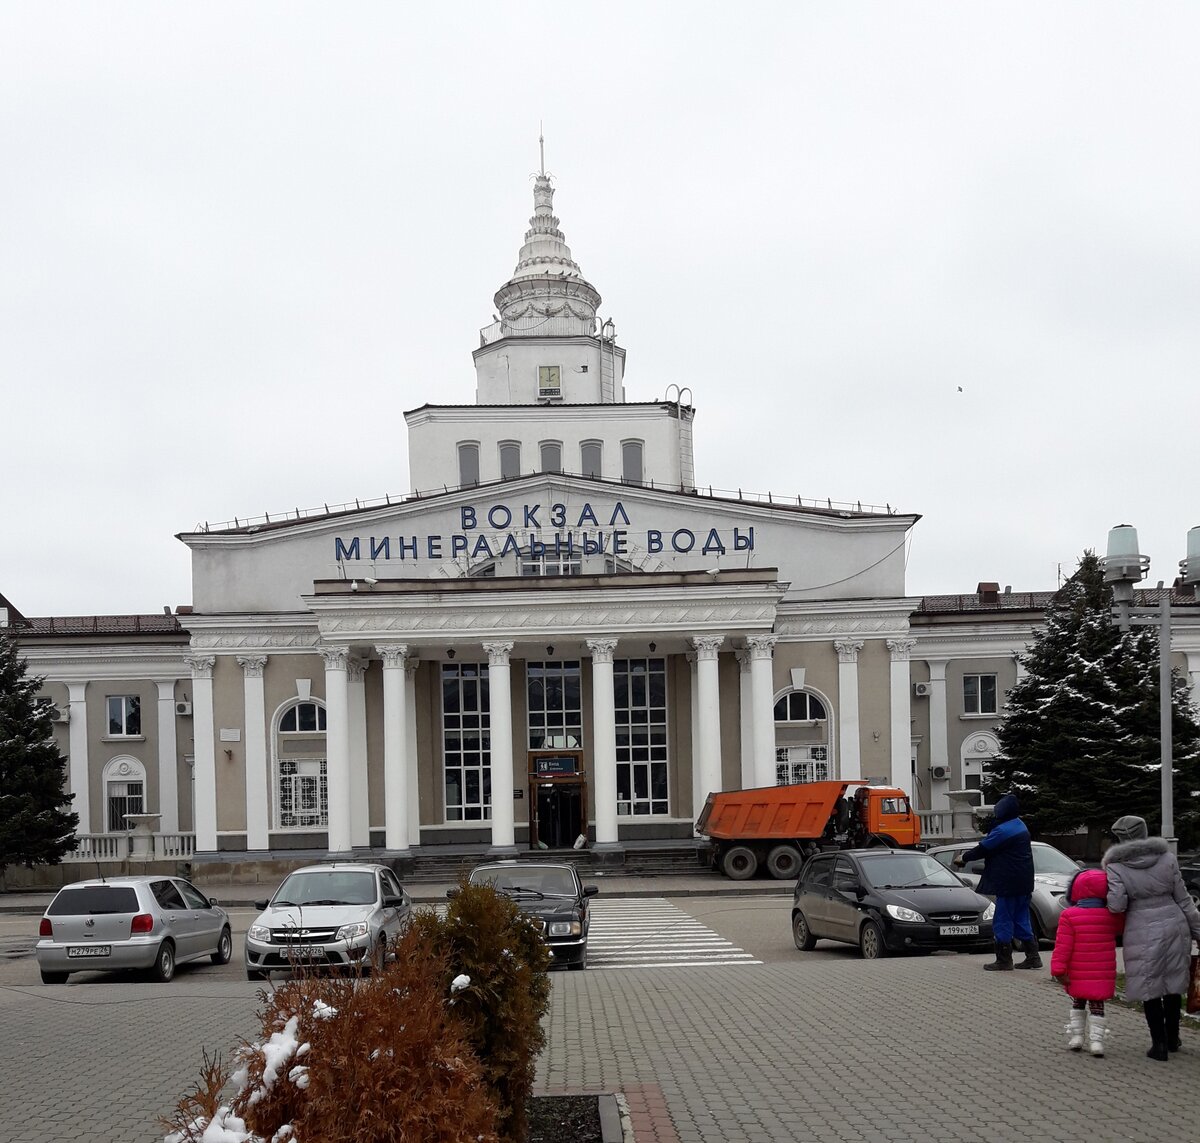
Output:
top-left (791, 849), bottom-right (995, 959)
top-left (460, 862), bottom-right (598, 970)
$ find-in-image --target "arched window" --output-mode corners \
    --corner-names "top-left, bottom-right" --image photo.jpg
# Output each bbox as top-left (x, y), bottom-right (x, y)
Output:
top-left (274, 699), bottom-right (328, 829)
top-left (499, 441), bottom-right (521, 480)
top-left (539, 440), bottom-right (562, 474)
top-left (457, 442), bottom-right (480, 486)
top-left (580, 441), bottom-right (602, 478)
top-left (621, 440), bottom-right (644, 485)
top-left (103, 756), bottom-right (146, 832)
top-left (773, 689), bottom-right (833, 784)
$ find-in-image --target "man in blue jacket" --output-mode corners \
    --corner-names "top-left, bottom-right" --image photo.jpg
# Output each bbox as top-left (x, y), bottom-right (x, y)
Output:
top-left (954, 792), bottom-right (1039, 971)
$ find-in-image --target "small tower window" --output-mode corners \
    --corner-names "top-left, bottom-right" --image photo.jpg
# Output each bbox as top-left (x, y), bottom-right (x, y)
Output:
top-left (540, 441), bottom-right (562, 474)
top-left (621, 440), bottom-right (644, 485)
top-left (580, 441), bottom-right (602, 478)
top-left (457, 442), bottom-right (480, 487)
top-left (499, 442), bottom-right (521, 480)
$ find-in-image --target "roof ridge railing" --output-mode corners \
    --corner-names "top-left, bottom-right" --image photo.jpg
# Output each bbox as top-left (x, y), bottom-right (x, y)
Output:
top-left (193, 474), bottom-right (899, 534)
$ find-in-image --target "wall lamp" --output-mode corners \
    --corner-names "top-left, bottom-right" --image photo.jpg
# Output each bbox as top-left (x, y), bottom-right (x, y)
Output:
top-left (546, 645), bottom-right (555, 656)
top-left (446, 648), bottom-right (456, 660)
top-left (649, 642), bottom-right (657, 653)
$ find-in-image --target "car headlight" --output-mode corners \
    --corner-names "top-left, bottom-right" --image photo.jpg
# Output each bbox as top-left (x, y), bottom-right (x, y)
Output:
top-left (981, 902), bottom-right (996, 921)
top-left (336, 922), bottom-right (369, 941)
top-left (547, 920), bottom-right (582, 937)
top-left (885, 904), bottom-right (925, 923)
top-left (248, 925), bottom-right (271, 942)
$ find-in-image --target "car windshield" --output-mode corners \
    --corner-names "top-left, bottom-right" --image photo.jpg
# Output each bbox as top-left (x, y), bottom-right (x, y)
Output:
top-left (470, 866), bottom-right (578, 897)
top-left (1033, 846), bottom-right (1080, 876)
top-left (859, 853), bottom-right (964, 889)
top-left (47, 886), bottom-right (140, 916)
top-left (273, 871), bottom-right (376, 907)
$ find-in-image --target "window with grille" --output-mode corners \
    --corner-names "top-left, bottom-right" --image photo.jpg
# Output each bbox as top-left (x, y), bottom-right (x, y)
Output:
top-left (443, 664), bottom-right (491, 821)
top-left (278, 759), bottom-right (328, 828)
top-left (106, 780), bottom-right (144, 832)
top-left (773, 691), bottom-right (827, 722)
top-left (519, 550), bottom-right (582, 577)
top-left (615, 658), bottom-right (668, 815)
top-left (279, 702), bottom-right (327, 733)
top-left (106, 695), bottom-right (141, 736)
top-left (775, 746), bottom-right (830, 785)
top-left (526, 661), bottom-right (582, 750)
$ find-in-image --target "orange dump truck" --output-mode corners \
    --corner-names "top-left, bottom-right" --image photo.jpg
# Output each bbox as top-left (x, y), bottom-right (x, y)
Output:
top-left (696, 780), bottom-right (920, 880)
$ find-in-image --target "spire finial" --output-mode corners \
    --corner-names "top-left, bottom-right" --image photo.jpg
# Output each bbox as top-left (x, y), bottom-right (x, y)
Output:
top-left (539, 123), bottom-right (545, 176)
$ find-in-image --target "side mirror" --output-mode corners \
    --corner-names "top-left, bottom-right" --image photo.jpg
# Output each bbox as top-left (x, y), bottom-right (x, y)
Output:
top-left (854, 884), bottom-right (868, 900)
top-left (583, 885), bottom-right (600, 898)
top-left (383, 894), bottom-right (405, 908)
top-left (254, 900), bottom-right (269, 911)
top-left (207, 897), bottom-right (219, 908)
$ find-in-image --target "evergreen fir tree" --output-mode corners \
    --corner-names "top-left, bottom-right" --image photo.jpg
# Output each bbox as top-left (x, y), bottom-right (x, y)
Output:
top-left (987, 552), bottom-right (1200, 854)
top-left (0, 629), bottom-right (79, 876)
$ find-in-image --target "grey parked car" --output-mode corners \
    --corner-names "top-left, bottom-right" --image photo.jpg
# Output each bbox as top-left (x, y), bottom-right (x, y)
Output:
top-left (36, 876), bottom-right (232, 984)
top-left (244, 863), bottom-right (412, 980)
top-left (927, 840), bottom-right (1081, 945)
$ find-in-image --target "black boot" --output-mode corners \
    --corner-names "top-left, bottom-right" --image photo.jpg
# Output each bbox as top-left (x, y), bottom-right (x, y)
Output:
top-left (983, 941), bottom-right (1014, 971)
top-left (1014, 936), bottom-right (1042, 970)
top-left (1165, 994), bottom-right (1182, 1052)
top-left (1144, 997), bottom-right (1169, 1061)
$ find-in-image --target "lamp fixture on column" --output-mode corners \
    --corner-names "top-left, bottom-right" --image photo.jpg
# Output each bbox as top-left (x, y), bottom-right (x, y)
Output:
top-left (546, 645), bottom-right (554, 656)
top-left (446, 648), bottom-right (456, 660)
top-left (648, 642), bottom-right (657, 653)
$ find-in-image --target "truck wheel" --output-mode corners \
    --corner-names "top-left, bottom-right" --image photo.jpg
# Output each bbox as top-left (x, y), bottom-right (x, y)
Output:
top-left (792, 910), bottom-right (817, 951)
top-left (859, 920), bottom-right (887, 960)
top-left (722, 846), bottom-right (758, 880)
top-left (766, 845), bottom-right (802, 880)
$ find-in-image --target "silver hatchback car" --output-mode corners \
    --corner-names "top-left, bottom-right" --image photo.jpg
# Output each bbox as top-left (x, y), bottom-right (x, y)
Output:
top-left (244, 862), bottom-right (412, 980)
top-left (36, 876), bottom-right (232, 984)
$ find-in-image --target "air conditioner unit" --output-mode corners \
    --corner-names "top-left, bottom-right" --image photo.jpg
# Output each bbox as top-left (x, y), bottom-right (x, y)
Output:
top-left (930, 764), bottom-right (950, 781)
top-left (912, 682), bottom-right (932, 698)
top-left (175, 701), bottom-right (193, 717)
top-left (50, 705), bottom-right (69, 724)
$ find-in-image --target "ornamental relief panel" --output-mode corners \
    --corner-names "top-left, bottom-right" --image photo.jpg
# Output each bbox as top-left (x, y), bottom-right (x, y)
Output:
top-left (775, 615), bottom-right (910, 639)
top-left (188, 631), bottom-right (321, 652)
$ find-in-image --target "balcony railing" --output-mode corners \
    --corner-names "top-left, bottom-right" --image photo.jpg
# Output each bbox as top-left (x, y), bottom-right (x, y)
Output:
top-left (65, 832), bottom-right (196, 862)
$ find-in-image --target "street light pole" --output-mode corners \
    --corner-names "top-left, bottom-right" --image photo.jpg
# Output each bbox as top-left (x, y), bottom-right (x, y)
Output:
top-left (1104, 524), bottom-right (1200, 851)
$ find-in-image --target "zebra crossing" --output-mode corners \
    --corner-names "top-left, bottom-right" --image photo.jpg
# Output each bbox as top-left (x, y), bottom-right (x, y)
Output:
top-left (584, 897), bottom-right (761, 970)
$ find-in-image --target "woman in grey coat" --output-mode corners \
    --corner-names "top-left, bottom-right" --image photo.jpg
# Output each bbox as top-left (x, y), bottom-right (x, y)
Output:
top-left (1103, 815), bottom-right (1200, 1060)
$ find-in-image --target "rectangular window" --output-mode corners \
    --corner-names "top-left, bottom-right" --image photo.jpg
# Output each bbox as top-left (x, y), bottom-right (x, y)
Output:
top-left (278, 759), bottom-right (328, 828)
top-left (106, 695), bottom-right (141, 736)
top-left (963, 674), bottom-right (998, 715)
top-left (458, 442), bottom-right (480, 486)
top-left (519, 552), bottom-right (582, 577)
top-left (526, 661), bottom-right (583, 750)
top-left (443, 664), bottom-right (491, 821)
top-left (539, 441), bottom-right (562, 473)
top-left (621, 440), bottom-right (644, 485)
top-left (614, 658), bottom-right (668, 816)
top-left (499, 442), bottom-right (521, 480)
top-left (775, 745), bottom-right (830, 785)
top-left (580, 441), bottom-right (602, 478)
top-left (106, 780), bottom-right (144, 832)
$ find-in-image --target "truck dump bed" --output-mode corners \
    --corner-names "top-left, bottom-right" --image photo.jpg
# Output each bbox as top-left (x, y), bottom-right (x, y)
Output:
top-left (696, 780), bottom-right (865, 841)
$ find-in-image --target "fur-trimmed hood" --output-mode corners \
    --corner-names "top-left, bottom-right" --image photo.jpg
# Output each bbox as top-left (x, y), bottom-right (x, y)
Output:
top-left (1102, 835), bottom-right (1168, 868)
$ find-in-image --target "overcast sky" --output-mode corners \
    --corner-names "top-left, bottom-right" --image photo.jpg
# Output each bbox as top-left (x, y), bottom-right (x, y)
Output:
top-left (3, 3), bottom-right (1198, 618)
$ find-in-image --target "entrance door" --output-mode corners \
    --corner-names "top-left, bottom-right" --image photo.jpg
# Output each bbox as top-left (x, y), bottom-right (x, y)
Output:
top-left (529, 753), bottom-right (585, 850)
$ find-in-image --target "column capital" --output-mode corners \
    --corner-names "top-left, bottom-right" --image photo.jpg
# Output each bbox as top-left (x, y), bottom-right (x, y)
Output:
top-left (184, 655), bottom-right (216, 679)
top-left (320, 646), bottom-right (352, 671)
top-left (586, 637), bottom-right (618, 664)
top-left (834, 639), bottom-right (864, 664)
top-left (886, 638), bottom-right (917, 662)
top-left (745, 634), bottom-right (778, 660)
top-left (404, 659), bottom-right (420, 680)
top-left (734, 647), bottom-right (752, 667)
top-left (347, 659), bottom-right (368, 685)
top-left (376, 644), bottom-right (410, 668)
top-left (690, 634), bottom-right (725, 660)
top-left (236, 655), bottom-right (268, 678)
top-left (483, 641), bottom-right (514, 665)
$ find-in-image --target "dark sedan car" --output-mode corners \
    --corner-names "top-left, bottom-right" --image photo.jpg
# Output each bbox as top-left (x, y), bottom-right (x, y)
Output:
top-left (462, 861), bottom-right (598, 970)
top-left (791, 849), bottom-right (995, 959)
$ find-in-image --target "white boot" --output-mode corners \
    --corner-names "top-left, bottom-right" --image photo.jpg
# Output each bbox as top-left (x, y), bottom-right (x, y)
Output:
top-left (1087, 1013), bottom-right (1107, 1057)
top-left (1066, 1007), bottom-right (1086, 1051)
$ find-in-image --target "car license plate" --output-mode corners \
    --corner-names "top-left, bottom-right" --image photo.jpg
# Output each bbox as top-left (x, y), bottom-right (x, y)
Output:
top-left (939, 924), bottom-right (979, 936)
top-left (67, 945), bottom-right (111, 958)
top-left (286, 946), bottom-right (322, 959)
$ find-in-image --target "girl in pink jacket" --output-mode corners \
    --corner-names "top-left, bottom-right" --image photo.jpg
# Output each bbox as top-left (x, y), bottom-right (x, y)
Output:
top-left (1050, 867), bottom-right (1124, 1056)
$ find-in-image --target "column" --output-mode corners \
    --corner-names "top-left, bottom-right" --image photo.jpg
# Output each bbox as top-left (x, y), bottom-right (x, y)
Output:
top-left (153, 681), bottom-right (180, 834)
top-left (66, 682), bottom-right (90, 834)
top-left (405, 659), bottom-right (421, 847)
top-left (687, 652), bottom-right (702, 827)
top-left (377, 644), bottom-right (411, 855)
top-left (691, 635), bottom-right (725, 815)
top-left (735, 649), bottom-right (755, 789)
top-left (348, 660), bottom-right (370, 849)
top-left (587, 638), bottom-right (620, 850)
top-left (1187, 651), bottom-right (1200, 715)
top-left (1013, 652), bottom-right (1028, 683)
top-left (887, 639), bottom-right (917, 795)
top-left (185, 655), bottom-right (218, 853)
top-left (320, 646), bottom-right (353, 855)
top-left (236, 656), bottom-right (269, 851)
top-left (482, 642), bottom-right (516, 855)
top-left (926, 659), bottom-right (950, 810)
top-left (834, 640), bottom-right (864, 782)
top-left (747, 635), bottom-right (778, 788)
